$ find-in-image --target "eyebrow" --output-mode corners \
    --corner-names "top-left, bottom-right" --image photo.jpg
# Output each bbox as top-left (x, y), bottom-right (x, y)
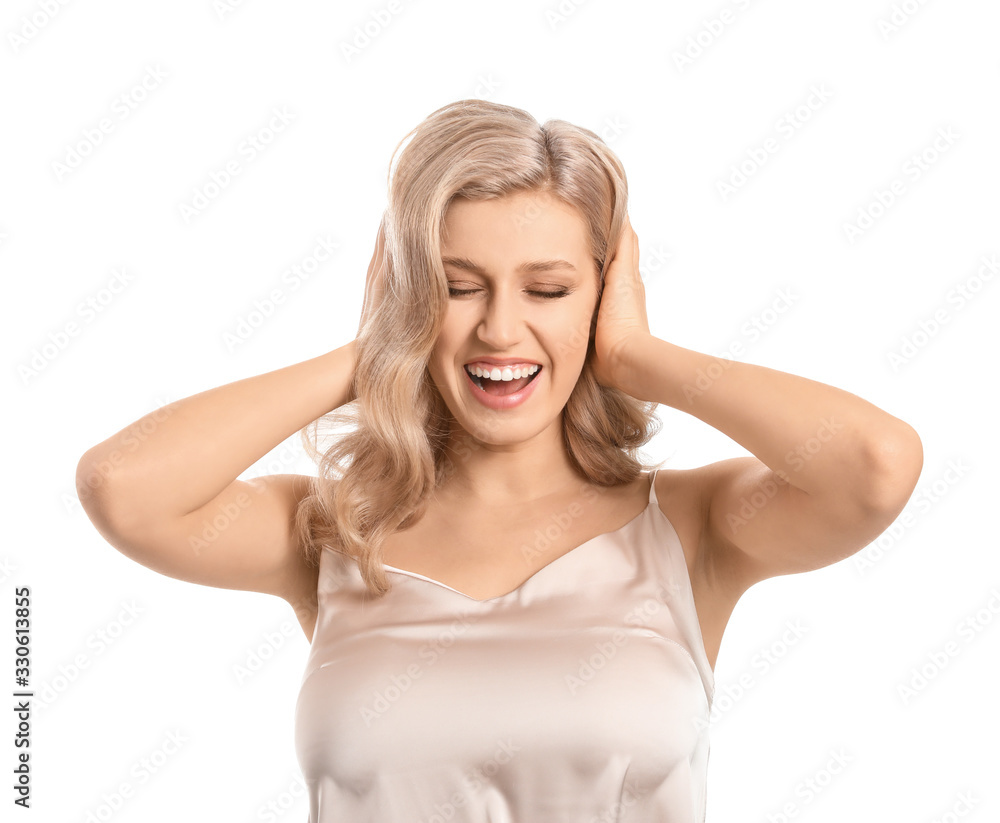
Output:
top-left (442, 256), bottom-right (578, 275)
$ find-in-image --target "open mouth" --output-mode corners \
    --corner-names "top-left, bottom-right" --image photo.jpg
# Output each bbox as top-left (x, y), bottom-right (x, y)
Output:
top-left (464, 364), bottom-right (542, 396)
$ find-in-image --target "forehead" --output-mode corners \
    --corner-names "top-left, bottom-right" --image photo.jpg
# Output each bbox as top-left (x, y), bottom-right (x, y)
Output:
top-left (441, 192), bottom-right (591, 257)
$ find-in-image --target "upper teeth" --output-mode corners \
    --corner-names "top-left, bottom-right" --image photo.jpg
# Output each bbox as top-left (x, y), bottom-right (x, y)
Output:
top-left (467, 364), bottom-right (540, 381)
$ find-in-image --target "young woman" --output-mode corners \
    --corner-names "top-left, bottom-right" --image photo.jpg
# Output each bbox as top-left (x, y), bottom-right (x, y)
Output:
top-left (77, 99), bottom-right (923, 822)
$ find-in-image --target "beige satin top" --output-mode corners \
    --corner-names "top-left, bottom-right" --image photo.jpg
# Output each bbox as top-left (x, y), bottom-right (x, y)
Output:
top-left (295, 469), bottom-right (715, 821)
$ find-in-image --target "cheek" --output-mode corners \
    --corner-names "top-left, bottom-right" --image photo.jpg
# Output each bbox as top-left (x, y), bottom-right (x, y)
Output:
top-left (431, 317), bottom-right (462, 359)
top-left (429, 323), bottom-right (468, 389)
top-left (553, 302), bottom-right (597, 351)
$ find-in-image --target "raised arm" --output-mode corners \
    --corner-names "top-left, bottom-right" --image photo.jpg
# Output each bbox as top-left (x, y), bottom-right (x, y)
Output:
top-left (75, 339), bottom-right (358, 633)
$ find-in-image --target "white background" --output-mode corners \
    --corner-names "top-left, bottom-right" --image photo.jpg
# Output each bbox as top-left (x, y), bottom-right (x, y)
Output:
top-left (4, 1), bottom-right (998, 821)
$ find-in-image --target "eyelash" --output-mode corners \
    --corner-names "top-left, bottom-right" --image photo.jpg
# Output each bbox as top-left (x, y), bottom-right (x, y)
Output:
top-left (447, 287), bottom-right (569, 299)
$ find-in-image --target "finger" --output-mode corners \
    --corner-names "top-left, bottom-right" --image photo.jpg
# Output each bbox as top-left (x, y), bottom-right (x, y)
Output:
top-left (623, 214), bottom-right (637, 247)
top-left (624, 212), bottom-right (635, 235)
top-left (620, 219), bottom-right (636, 264)
top-left (609, 216), bottom-right (631, 263)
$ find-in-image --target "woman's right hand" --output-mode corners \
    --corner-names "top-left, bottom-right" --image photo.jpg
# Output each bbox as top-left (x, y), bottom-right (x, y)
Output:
top-left (357, 213), bottom-right (390, 338)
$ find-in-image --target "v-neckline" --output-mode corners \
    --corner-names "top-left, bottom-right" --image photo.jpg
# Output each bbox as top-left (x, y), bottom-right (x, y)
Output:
top-left (381, 472), bottom-right (658, 604)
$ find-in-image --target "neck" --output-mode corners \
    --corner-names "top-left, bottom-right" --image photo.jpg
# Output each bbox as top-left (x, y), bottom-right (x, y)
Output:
top-left (438, 420), bottom-right (582, 506)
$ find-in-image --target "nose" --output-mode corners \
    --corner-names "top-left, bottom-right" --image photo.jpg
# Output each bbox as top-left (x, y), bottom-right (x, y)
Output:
top-left (476, 288), bottom-right (523, 350)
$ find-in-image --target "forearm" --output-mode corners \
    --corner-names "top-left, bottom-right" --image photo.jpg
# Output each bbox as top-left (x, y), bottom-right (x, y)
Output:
top-left (77, 339), bottom-right (357, 522)
top-left (616, 335), bottom-right (918, 500)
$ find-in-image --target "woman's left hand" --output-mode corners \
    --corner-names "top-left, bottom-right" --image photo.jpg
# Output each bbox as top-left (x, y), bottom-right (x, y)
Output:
top-left (591, 214), bottom-right (651, 392)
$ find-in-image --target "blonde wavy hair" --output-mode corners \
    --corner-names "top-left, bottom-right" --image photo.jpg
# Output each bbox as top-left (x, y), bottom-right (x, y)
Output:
top-left (294, 99), bottom-right (663, 597)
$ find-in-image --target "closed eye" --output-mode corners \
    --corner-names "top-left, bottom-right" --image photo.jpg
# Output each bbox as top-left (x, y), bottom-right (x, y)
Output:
top-left (447, 287), bottom-right (569, 299)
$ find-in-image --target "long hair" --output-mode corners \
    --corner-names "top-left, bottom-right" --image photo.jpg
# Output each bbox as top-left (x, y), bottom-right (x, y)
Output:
top-left (293, 99), bottom-right (663, 597)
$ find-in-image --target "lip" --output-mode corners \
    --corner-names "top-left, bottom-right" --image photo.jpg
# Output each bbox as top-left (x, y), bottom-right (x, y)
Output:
top-left (463, 364), bottom-right (541, 410)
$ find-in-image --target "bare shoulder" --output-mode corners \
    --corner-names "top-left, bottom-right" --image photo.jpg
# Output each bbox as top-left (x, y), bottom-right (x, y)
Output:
top-left (650, 467), bottom-right (704, 574)
top-left (651, 464), bottom-right (753, 669)
top-left (651, 462), bottom-right (754, 593)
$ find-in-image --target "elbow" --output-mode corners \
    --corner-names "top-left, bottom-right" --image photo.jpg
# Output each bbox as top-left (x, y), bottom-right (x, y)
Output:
top-left (856, 422), bottom-right (924, 516)
top-left (75, 446), bottom-right (127, 524)
top-left (76, 446), bottom-right (151, 548)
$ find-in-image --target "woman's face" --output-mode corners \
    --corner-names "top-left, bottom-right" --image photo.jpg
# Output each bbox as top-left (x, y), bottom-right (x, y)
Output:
top-left (427, 189), bottom-right (601, 447)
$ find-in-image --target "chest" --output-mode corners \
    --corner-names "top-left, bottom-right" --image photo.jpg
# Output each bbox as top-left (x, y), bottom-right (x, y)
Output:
top-left (379, 480), bottom-right (658, 602)
top-left (296, 572), bottom-right (712, 820)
